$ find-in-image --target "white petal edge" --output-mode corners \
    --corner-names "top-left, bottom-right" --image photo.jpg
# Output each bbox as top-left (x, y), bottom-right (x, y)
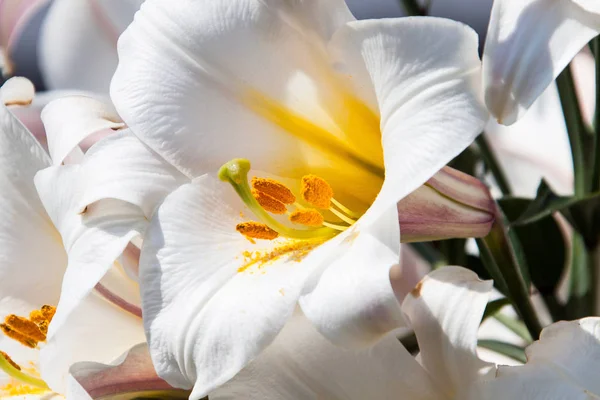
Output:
top-left (34, 165), bottom-right (147, 335)
top-left (211, 312), bottom-right (444, 400)
top-left (483, 0), bottom-right (600, 124)
top-left (329, 17), bottom-right (487, 227)
top-left (41, 96), bottom-right (124, 165)
top-left (402, 266), bottom-right (494, 398)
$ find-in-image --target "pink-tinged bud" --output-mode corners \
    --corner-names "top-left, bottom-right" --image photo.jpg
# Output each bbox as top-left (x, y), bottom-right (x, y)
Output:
top-left (398, 166), bottom-right (495, 242)
top-left (71, 343), bottom-right (190, 399)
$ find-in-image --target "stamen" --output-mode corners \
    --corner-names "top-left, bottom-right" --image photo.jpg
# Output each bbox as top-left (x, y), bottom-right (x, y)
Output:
top-left (0, 351), bottom-right (20, 371)
top-left (301, 175), bottom-right (334, 209)
top-left (289, 209), bottom-right (324, 227)
top-left (236, 222), bottom-right (279, 240)
top-left (0, 351), bottom-right (49, 390)
top-left (328, 207), bottom-right (356, 225)
top-left (4, 315), bottom-right (46, 342)
top-left (331, 198), bottom-right (361, 218)
top-left (219, 159), bottom-right (336, 240)
top-left (0, 324), bottom-right (37, 348)
top-left (251, 177), bottom-right (296, 204)
top-left (40, 305), bottom-right (56, 322)
top-left (322, 221), bottom-right (351, 231)
top-left (252, 189), bottom-right (287, 214)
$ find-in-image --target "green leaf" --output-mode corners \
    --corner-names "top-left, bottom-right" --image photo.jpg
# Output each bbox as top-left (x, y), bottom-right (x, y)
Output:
top-left (482, 298), bottom-right (511, 322)
top-left (499, 198), bottom-right (567, 296)
top-left (512, 180), bottom-right (600, 248)
top-left (478, 340), bottom-right (527, 364)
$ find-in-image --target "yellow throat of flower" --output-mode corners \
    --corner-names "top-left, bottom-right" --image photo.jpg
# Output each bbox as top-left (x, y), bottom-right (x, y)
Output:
top-left (0, 305), bottom-right (56, 394)
top-left (219, 158), bottom-right (361, 242)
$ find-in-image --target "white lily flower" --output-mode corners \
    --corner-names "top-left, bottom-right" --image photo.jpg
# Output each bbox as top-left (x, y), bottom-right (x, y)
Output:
top-left (0, 78), bottom-right (146, 396)
top-left (212, 267), bottom-right (494, 400)
top-left (483, 0), bottom-right (600, 124)
top-left (109, 0), bottom-right (487, 396)
top-left (470, 317), bottom-right (600, 399)
top-left (39, 0), bottom-right (143, 92)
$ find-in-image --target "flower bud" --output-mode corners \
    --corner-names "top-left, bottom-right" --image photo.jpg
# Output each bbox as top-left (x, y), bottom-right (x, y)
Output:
top-left (398, 166), bottom-right (495, 242)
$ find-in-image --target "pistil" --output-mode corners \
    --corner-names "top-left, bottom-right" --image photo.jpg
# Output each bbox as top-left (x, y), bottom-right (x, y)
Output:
top-left (0, 352), bottom-right (49, 390)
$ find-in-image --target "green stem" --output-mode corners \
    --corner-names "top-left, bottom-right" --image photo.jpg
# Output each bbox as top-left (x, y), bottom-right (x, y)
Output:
top-left (399, 0), bottom-right (426, 15)
top-left (566, 233), bottom-right (591, 318)
top-left (592, 37), bottom-right (600, 192)
top-left (478, 340), bottom-right (527, 364)
top-left (476, 135), bottom-right (512, 196)
top-left (556, 65), bottom-right (587, 196)
top-left (0, 353), bottom-right (49, 390)
top-left (481, 206), bottom-right (543, 339)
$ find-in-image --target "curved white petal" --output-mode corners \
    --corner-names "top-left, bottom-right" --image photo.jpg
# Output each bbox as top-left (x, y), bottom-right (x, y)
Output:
top-left (39, 0), bottom-right (143, 92)
top-left (471, 318), bottom-right (600, 399)
top-left (0, 104), bottom-right (63, 309)
top-left (330, 17), bottom-right (487, 226)
top-left (39, 291), bottom-right (145, 393)
top-left (211, 313), bottom-right (444, 400)
top-left (140, 174), bottom-right (340, 397)
top-left (41, 96), bottom-right (124, 165)
top-left (1, 77), bottom-right (34, 106)
top-left (573, 0), bottom-right (600, 14)
top-left (77, 130), bottom-right (188, 218)
top-left (485, 82), bottom-right (573, 197)
top-left (34, 165), bottom-right (147, 335)
top-left (111, 0), bottom-right (361, 180)
top-left (483, 0), bottom-right (600, 124)
top-left (299, 205), bottom-right (405, 347)
top-left (402, 266), bottom-right (493, 398)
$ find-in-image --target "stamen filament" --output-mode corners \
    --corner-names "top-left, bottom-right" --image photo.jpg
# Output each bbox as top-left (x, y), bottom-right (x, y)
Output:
top-left (0, 352), bottom-right (49, 390)
top-left (331, 198), bottom-right (361, 218)
top-left (219, 159), bottom-right (337, 240)
top-left (322, 221), bottom-right (349, 231)
top-left (328, 207), bottom-right (356, 225)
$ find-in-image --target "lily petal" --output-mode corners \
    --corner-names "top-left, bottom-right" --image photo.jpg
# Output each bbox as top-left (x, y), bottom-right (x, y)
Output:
top-left (0, 103), bottom-right (61, 308)
top-left (76, 130), bottom-right (188, 218)
top-left (483, 0), bottom-right (600, 124)
top-left (140, 174), bottom-right (339, 397)
top-left (34, 165), bottom-right (146, 335)
top-left (299, 205), bottom-right (405, 347)
top-left (111, 0), bottom-right (361, 180)
top-left (471, 318), bottom-right (600, 399)
top-left (329, 17), bottom-right (487, 226)
top-left (402, 266), bottom-right (494, 398)
top-left (41, 96), bottom-right (125, 165)
top-left (39, 291), bottom-right (145, 393)
top-left (211, 312), bottom-right (443, 400)
top-left (39, 0), bottom-right (143, 92)
top-left (485, 82), bottom-right (573, 196)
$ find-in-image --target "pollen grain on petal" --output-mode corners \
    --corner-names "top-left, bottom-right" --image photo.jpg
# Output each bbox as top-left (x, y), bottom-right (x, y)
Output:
top-left (301, 175), bottom-right (333, 209)
top-left (0, 324), bottom-right (37, 348)
top-left (0, 351), bottom-right (21, 371)
top-left (251, 177), bottom-right (296, 204)
top-left (252, 189), bottom-right (287, 214)
top-left (236, 221), bottom-right (279, 240)
top-left (289, 209), bottom-right (324, 227)
top-left (4, 316), bottom-right (46, 342)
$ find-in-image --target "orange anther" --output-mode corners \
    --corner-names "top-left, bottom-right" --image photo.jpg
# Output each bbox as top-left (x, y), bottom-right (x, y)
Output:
top-left (289, 209), bottom-right (324, 227)
top-left (301, 175), bottom-right (333, 209)
top-left (252, 177), bottom-right (296, 204)
top-left (236, 222), bottom-right (279, 240)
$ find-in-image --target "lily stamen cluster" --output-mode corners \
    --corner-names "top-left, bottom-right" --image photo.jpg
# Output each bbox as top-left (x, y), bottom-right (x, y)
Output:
top-left (219, 159), bottom-right (360, 242)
